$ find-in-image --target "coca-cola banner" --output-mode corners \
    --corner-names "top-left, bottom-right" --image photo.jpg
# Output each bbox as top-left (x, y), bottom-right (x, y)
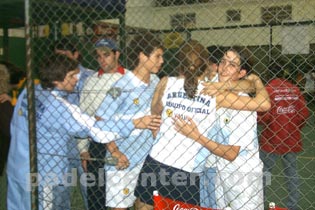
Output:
top-left (153, 192), bottom-right (221, 210)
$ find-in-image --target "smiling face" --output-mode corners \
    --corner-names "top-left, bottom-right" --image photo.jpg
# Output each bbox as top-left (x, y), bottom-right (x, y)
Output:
top-left (53, 68), bottom-right (79, 92)
top-left (218, 50), bottom-right (246, 82)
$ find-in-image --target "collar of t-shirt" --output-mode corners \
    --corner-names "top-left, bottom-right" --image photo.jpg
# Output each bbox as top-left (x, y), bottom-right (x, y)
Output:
top-left (97, 65), bottom-right (125, 77)
top-left (52, 87), bottom-right (68, 96)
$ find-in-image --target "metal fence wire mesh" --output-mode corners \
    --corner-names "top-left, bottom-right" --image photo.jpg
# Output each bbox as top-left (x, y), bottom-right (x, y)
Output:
top-left (2, 0), bottom-right (315, 210)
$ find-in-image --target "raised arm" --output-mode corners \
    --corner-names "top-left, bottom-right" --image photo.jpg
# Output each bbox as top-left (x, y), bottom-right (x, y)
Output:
top-left (213, 75), bottom-right (271, 112)
top-left (202, 75), bottom-right (255, 94)
top-left (150, 77), bottom-right (168, 138)
top-left (151, 76), bottom-right (168, 116)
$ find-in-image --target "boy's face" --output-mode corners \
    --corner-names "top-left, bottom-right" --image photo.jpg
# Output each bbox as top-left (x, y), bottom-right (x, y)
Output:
top-left (144, 48), bottom-right (164, 74)
top-left (218, 50), bottom-right (244, 82)
top-left (96, 49), bottom-right (118, 73)
top-left (54, 68), bottom-right (79, 92)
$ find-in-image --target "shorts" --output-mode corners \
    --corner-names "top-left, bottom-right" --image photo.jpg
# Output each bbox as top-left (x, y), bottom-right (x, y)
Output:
top-left (106, 164), bottom-right (143, 208)
top-left (216, 170), bottom-right (264, 210)
top-left (134, 155), bottom-right (200, 206)
top-left (39, 184), bottom-right (71, 210)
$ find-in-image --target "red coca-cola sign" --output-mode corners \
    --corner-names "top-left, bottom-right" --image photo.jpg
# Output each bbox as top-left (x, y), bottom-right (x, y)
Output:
top-left (277, 105), bottom-right (296, 114)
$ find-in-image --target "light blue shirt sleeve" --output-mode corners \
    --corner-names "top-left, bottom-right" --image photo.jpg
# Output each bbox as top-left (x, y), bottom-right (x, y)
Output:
top-left (67, 65), bottom-right (94, 105)
top-left (94, 86), bottom-right (135, 138)
top-left (38, 91), bottom-right (120, 144)
top-left (62, 103), bottom-right (121, 143)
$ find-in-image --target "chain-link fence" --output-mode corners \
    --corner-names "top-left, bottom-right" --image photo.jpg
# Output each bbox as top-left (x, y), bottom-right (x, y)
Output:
top-left (1, 0), bottom-right (315, 210)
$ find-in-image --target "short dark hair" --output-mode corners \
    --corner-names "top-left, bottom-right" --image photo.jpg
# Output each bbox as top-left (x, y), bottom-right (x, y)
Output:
top-left (226, 46), bottom-right (253, 75)
top-left (39, 54), bottom-right (79, 89)
top-left (126, 33), bottom-right (164, 69)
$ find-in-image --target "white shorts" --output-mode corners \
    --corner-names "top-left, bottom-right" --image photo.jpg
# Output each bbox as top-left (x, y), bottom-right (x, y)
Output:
top-left (216, 170), bottom-right (264, 210)
top-left (106, 164), bottom-right (142, 208)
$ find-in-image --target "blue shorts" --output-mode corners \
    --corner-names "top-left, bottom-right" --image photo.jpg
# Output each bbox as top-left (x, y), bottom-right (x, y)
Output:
top-left (134, 155), bottom-right (200, 206)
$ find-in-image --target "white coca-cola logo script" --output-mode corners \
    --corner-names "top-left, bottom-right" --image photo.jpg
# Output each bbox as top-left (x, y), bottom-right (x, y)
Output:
top-left (173, 204), bottom-right (198, 210)
top-left (277, 105), bottom-right (296, 114)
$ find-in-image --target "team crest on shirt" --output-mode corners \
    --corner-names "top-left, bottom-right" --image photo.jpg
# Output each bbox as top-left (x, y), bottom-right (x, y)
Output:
top-left (133, 98), bottom-right (139, 105)
top-left (122, 188), bottom-right (130, 195)
top-left (166, 109), bottom-right (173, 117)
top-left (107, 87), bottom-right (122, 100)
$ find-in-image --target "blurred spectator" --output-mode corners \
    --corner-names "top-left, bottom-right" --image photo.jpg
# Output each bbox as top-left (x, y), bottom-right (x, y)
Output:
top-left (0, 61), bottom-right (25, 176)
top-left (303, 70), bottom-right (315, 103)
top-left (0, 63), bottom-right (14, 176)
top-left (0, 61), bottom-right (26, 105)
top-left (258, 63), bottom-right (310, 210)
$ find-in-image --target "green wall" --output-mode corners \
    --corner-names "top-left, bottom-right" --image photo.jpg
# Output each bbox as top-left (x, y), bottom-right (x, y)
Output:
top-left (0, 36), bottom-right (26, 70)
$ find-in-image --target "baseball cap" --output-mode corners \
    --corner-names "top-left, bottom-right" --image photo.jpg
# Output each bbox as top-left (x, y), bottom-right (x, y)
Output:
top-left (95, 38), bottom-right (119, 53)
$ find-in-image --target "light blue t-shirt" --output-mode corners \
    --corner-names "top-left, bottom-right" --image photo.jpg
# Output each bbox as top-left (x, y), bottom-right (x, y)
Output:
top-left (7, 85), bottom-right (120, 185)
top-left (66, 64), bottom-right (94, 159)
top-left (67, 64), bottom-right (94, 106)
top-left (95, 71), bottom-right (160, 170)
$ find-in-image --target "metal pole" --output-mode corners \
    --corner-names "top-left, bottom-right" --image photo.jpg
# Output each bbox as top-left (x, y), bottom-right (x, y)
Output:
top-left (119, 12), bottom-right (127, 67)
top-left (3, 26), bottom-right (9, 61)
top-left (269, 25), bottom-right (273, 65)
top-left (25, 0), bottom-right (39, 209)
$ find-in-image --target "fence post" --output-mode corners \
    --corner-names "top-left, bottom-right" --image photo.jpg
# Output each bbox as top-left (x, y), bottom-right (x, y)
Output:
top-left (25, 0), bottom-right (39, 209)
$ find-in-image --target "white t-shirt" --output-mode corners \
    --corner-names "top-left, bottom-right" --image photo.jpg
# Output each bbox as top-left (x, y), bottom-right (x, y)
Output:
top-left (212, 93), bottom-right (263, 173)
top-left (150, 77), bottom-right (216, 173)
top-left (78, 71), bottom-right (126, 152)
